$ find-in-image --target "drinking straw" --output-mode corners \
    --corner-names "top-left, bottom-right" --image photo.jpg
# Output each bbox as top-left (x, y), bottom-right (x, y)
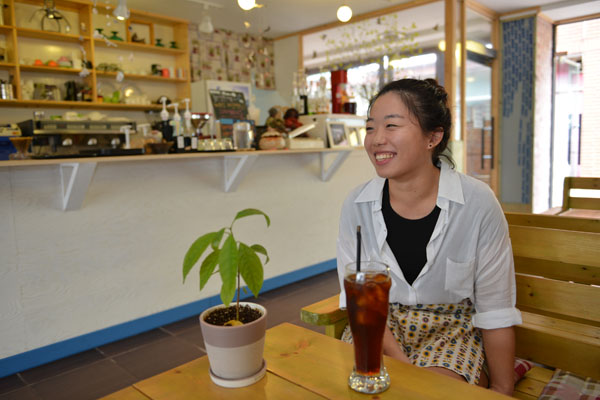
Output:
top-left (356, 225), bottom-right (361, 272)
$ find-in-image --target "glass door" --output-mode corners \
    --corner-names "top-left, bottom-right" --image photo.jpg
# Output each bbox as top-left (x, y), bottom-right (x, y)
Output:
top-left (465, 58), bottom-right (494, 190)
top-left (463, 7), bottom-right (497, 193)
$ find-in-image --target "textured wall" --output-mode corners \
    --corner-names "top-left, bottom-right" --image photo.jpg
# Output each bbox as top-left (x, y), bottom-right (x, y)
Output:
top-left (500, 17), bottom-right (535, 206)
top-left (0, 151), bottom-right (374, 360)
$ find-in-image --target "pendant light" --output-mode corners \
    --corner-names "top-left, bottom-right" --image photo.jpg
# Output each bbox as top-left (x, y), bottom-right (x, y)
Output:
top-left (198, 4), bottom-right (214, 33)
top-left (337, 5), bottom-right (352, 23)
top-left (113, 0), bottom-right (130, 21)
top-left (238, 0), bottom-right (256, 11)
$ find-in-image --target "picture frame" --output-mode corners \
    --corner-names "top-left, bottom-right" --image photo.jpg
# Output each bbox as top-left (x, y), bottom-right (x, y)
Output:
top-left (326, 121), bottom-right (350, 148)
top-left (346, 126), bottom-right (366, 147)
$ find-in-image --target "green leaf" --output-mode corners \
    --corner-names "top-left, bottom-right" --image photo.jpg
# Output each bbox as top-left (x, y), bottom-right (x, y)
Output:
top-left (199, 249), bottom-right (219, 290)
top-left (218, 235), bottom-right (238, 306)
top-left (233, 208), bottom-right (270, 227)
top-left (183, 232), bottom-right (216, 283)
top-left (238, 243), bottom-right (264, 298)
top-left (212, 228), bottom-right (225, 250)
top-left (250, 244), bottom-right (269, 264)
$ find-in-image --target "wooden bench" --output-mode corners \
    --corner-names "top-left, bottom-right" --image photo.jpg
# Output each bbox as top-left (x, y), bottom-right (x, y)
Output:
top-left (544, 176), bottom-right (600, 218)
top-left (300, 214), bottom-right (600, 399)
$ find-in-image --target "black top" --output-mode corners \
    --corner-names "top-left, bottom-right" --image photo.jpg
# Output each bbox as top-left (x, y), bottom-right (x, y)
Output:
top-left (382, 180), bottom-right (441, 286)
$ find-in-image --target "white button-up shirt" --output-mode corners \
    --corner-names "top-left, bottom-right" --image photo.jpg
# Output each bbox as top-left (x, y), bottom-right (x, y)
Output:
top-left (337, 162), bottom-right (522, 330)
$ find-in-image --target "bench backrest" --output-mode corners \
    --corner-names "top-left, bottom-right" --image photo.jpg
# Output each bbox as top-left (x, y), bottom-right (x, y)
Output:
top-left (508, 224), bottom-right (600, 286)
top-left (562, 176), bottom-right (600, 211)
top-left (505, 211), bottom-right (600, 233)
top-left (507, 222), bottom-right (600, 377)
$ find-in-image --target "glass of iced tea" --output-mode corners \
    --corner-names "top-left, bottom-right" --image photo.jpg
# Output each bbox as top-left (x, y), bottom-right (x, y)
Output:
top-left (344, 261), bottom-right (391, 394)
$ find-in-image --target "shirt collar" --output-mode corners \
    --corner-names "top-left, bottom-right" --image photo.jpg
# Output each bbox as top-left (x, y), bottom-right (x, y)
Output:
top-left (354, 160), bottom-right (465, 206)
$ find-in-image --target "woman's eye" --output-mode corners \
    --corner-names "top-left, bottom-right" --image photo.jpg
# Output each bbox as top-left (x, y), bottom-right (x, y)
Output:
top-left (386, 124), bottom-right (398, 128)
top-left (366, 126), bottom-right (373, 133)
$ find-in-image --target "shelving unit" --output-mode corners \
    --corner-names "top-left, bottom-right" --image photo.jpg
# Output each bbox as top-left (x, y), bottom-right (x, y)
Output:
top-left (0, 0), bottom-right (190, 110)
top-left (20, 65), bottom-right (82, 74)
top-left (0, 99), bottom-right (163, 109)
top-left (95, 70), bottom-right (187, 83)
top-left (93, 38), bottom-right (186, 55)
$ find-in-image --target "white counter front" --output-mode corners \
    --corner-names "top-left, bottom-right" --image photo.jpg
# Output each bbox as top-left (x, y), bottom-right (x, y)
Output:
top-left (0, 148), bottom-right (373, 375)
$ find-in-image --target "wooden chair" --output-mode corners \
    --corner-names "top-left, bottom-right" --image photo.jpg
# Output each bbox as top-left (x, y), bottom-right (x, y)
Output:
top-left (301, 216), bottom-right (600, 399)
top-left (544, 177), bottom-right (600, 216)
top-left (561, 177), bottom-right (600, 212)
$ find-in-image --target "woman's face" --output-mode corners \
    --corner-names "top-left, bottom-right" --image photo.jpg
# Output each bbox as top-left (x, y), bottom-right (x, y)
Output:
top-left (365, 92), bottom-right (433, 180)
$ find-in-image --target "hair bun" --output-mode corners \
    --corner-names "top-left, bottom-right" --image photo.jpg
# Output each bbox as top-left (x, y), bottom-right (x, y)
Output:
top-left (424, 78), bottom-right (448, 103)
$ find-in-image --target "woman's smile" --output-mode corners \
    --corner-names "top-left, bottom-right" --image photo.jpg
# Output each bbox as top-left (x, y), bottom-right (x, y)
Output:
top-left (374, 152), bottom-right (396, 164)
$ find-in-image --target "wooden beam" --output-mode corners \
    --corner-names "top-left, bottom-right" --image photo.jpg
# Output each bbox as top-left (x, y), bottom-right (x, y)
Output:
top-left (555, 12), bottom-right (600, 25)
top-left (445, 0), bottom-right (458, 141)
top-left (465, 0), bottom-right (498, 19)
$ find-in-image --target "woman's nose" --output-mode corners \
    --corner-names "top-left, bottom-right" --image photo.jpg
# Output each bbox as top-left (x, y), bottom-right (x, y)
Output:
top-left (371, 127), bottom-right (386, 145)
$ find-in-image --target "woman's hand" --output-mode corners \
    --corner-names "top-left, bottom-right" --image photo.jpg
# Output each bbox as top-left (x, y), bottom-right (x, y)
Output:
top-left (383, 327), bottom-right (411, 363)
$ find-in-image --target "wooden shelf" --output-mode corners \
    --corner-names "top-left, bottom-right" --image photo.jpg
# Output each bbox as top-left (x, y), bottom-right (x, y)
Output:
top-left (96, 71), bottom-right (187, 83)
top-left (20, 65), bottom-right (82, 75)
top-left (94, 38), bottom-right (185, 54)
top-left (5, 0), bottom-right (190, 112)
top-left (0, 99), bottom-right (162, 110)
top-left (0, 62), bottom-right (16, 70)
top-left (16, 27), bottom-right (90, 42)
top-left (0, 25), bottom-right (15, 34)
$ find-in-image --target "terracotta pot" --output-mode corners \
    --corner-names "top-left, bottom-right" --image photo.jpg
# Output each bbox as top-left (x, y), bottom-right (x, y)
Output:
top-left (199, 302), bottom-right (267, 388)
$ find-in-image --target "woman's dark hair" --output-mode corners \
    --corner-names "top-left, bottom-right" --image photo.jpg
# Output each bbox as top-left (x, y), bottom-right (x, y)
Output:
top-left (369, 78), bottom-right (454, 167)
top-left (283, 108), bottom-right (299, 120)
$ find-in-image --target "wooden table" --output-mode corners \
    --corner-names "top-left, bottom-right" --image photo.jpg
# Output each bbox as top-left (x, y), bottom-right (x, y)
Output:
top-left (102, 323), bottom-right (510, 399)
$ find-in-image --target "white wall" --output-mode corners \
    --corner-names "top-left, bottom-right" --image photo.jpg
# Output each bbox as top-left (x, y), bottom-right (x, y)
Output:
top-left (253, 35), bottom-right (299, 124)
top-left (0, 150), bottom-right (373, 359)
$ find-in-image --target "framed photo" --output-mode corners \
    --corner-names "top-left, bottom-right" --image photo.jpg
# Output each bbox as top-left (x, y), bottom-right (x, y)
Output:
top-left (326, 122), bottom-right (350, 148)
top-left (346, 126), bottom-right (366, 147)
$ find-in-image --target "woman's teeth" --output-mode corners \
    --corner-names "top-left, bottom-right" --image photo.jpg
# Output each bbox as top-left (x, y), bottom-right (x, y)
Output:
top-left (375, 153), bottom-right (394, 161)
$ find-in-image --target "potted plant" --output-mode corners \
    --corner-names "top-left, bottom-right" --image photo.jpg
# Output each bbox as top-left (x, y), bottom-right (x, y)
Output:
top-left (182, 208), bottom-right (271, 388)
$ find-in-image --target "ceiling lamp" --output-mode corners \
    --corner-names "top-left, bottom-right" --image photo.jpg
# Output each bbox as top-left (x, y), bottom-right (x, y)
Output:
top-left (113, 0), bottom-right (130, 21)
top-left (337, 5), bottom-right (352, 23)
top-left (238, 0), bottom-right (256, 11)
top-left (198, 4), bottom-right (214, 33)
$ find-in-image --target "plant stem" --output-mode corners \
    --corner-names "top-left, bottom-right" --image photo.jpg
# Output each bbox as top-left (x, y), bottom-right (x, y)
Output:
top-left (236, 270), bottom-right (240, 321)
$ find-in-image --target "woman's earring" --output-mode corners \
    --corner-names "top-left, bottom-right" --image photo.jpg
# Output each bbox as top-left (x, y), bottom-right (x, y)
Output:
top-left (428, 144), bottom-right (433, 148)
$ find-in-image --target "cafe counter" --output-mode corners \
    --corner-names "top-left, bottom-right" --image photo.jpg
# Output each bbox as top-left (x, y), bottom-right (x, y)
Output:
top-left (0, 147), bottom-right (373, 377)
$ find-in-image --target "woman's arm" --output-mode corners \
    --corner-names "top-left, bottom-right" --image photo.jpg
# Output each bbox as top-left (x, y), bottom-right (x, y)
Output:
top-left (383, 327), bottom-right (411, 363)
top-left (481, 326), bottom-right (515, 395)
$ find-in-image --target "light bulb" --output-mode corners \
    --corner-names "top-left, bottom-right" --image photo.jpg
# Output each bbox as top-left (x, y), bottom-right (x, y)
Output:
top-left (198, 14), bottom-right (213, 34)
top-left (113, 0), bottom-right (129, 21)
top-left (238, 0), bottom-right (256, 11)
top-left (337, 5), bottom-right (352, 23)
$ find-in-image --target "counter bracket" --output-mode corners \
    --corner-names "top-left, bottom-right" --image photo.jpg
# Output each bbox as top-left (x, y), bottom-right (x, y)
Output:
top-left (60, 162), bottom-right (97, 211)
top-left (319, 150), bottom-right (351, 182)
top-left (223, 154), bottom-right (258, 192)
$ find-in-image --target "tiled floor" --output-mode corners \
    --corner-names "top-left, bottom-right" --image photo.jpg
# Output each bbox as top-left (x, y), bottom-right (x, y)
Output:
top-left (0, 269), bottom-right (340, 400)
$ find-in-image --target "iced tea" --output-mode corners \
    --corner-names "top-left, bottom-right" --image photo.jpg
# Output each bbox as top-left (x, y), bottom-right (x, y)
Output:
top-left (344, 270), bottom-right (391, 375)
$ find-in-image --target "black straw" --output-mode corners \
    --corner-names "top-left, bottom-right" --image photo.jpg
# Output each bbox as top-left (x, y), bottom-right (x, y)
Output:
top-left (356, 226), bottom-right (362, 272)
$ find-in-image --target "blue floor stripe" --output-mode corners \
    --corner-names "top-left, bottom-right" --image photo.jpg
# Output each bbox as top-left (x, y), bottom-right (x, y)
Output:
top-left (0, 259), bottom-right (336, 378)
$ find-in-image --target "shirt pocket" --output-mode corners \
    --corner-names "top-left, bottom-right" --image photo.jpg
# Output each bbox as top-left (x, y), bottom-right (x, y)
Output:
top-left (445, 258), bottom-right (475, 298)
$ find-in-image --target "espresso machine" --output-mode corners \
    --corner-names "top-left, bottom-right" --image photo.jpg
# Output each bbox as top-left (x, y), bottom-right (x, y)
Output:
top-left (18, 114), bottom-right (141, 158)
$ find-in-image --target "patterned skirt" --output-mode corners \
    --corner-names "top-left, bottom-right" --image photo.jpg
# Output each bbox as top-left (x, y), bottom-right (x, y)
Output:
top-left (341, 299), bottom-right (485, 385)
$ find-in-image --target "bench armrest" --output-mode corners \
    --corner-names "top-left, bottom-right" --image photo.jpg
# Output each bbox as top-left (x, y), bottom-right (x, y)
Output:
top-left (300, 294), bottom-right (348, 339)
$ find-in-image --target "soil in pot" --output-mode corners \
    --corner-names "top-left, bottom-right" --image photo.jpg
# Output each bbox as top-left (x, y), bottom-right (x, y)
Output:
top-left (204, 305), bottom-right (262, 326)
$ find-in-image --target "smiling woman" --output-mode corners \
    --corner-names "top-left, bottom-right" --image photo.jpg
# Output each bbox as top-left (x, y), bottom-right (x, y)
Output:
top-left (336, 78), bottom-right (522, 396)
